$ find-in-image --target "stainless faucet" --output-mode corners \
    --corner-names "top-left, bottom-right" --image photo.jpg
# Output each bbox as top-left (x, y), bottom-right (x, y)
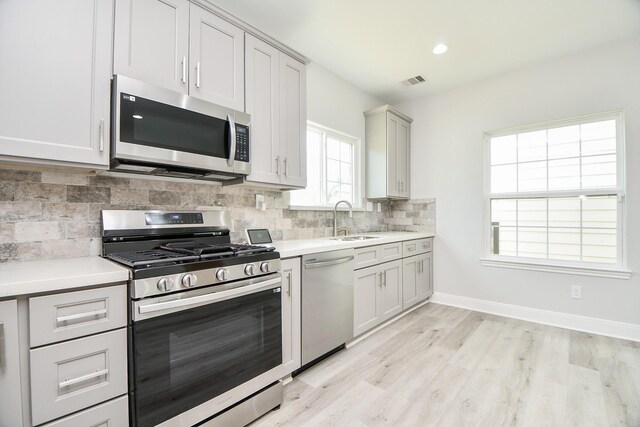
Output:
top-left (333, 200), bottom-right (353, 237)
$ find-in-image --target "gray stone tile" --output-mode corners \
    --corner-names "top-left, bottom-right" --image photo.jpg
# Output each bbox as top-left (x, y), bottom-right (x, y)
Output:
top-left (16, 182), bottom-right (67, 202)
top-left (67, 186), bottom-right (111, 203)
top-left (0, 169), bottom-right (40, 182)
top-left (130, 177), bottom-right (167, 190)
top-left (42, 203), bottom-right (90, 221)
top-left (65, 222), bottom-right (93, 239)
top-left (0, 223), bottom-right (14, 241)
top-left (0, 201), bottom-right (43, 221)
top-left (15, 221), bottom-right (64, 242)
top-left (16, 242), bottom-right (42, 261)
top-left (42, 239), bottom-right (91, 259)
top-left (41, 171), bottom-right (89, 185)
top-left (110, 188), bottom-right (149, 205)
top-left (89, 175), bottom-right (130, 188)
top-left (0, 242), bottom-right (17, 262)
top-left (149, 190), bottom-right (181, 206)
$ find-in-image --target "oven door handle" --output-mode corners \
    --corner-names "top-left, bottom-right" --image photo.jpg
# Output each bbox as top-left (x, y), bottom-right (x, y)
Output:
top-left (137, 277), bottom-right (281, 316)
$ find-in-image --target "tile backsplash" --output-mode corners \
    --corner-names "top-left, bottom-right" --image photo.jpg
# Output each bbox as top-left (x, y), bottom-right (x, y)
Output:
top-left (0, 168), bottom-right (435, 262)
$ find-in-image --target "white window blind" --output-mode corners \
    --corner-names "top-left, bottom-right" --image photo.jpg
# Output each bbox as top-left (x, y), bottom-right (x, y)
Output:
top-left (486, 112), bottom-right (624, 267)
top-left (290, 122), bottom-right (361, 208)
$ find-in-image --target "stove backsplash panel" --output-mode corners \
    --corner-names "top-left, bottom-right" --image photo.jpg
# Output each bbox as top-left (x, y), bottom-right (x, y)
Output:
top-left (0, 169), bottom-right (435, 262)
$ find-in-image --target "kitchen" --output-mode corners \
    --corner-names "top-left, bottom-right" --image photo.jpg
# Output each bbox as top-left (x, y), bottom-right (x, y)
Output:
top-left (0, 2), bottom-right (640, 425)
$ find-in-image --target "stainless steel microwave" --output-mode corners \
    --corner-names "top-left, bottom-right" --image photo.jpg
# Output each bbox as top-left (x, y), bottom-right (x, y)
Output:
top-left (110, 75), bottom-right (250, 182)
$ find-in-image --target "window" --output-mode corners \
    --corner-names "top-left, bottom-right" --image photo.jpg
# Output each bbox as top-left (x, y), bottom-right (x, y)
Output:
top-left (290, 122), bottom-right (361, 208)
top-left (484, 112), bottom-right (626, 274)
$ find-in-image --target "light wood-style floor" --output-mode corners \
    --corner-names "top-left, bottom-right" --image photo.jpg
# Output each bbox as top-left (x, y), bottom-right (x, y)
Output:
top-left (251, 302), bottom-right (640, 427)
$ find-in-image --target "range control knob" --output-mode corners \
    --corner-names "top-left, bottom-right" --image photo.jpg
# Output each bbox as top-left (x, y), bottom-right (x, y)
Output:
top-left (181, 273), bottom-right (197, 288)
top-left (260, 262), bottom-right (271, 273)
top-left (244, 264), bottom-right (256, 276)
top-left (157, 277), bottom-right (174, 292)
top-left (216, 268), bottom-right (229, 281)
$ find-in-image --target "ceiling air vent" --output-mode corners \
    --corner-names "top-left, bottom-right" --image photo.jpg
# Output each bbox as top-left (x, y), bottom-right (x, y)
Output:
top-left (401, 75), bottom-right (426, 88)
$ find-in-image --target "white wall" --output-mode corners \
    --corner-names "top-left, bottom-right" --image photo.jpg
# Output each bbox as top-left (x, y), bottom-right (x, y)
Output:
top-left (397, 38), bottom-right (640, 326)
top-left (306, 62), bottom-right (383, 143)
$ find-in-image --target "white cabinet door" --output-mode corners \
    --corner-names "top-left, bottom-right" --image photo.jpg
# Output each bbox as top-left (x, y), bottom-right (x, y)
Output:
top-left (114, 0), bottom-right (190, 94)
top-left (0, 0), bottom-right (113, 169)
top-left (279, 54), bottom-right (307, 188)
top-left (417, 252), bottom-right (433, 300)
top-left (396, 117), bottom-right (410, 197)
top-left (281, 258), bottom-right (301, 376)
top-left (380, 260), bottom-right (402, 320)
top-left (402, 256), bottom-right (419, 309)
top-left (0, 300), bottom-right (23, 427)
top-left (245, 34), bottom-right (281, 185)
top-left (189, 5), bottom-right (244, 110)
top-left (386, 113), bottom-right (399, 197)
top-left (354, 265), bottom-right (381, 336)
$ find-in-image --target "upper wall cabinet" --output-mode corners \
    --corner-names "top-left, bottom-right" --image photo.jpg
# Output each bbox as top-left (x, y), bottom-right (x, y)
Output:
top-left (0, 0), bottom-right (113, 169)
top-left (364, 105), bottom-right (412, 199)
top-left (114, 0), bottom-right (245, 110)
top-left (245, 34), bottom-right (306, 188)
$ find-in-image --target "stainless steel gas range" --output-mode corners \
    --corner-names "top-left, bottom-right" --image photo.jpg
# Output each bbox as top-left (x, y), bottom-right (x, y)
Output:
top-left (101, 210), bottom-right (284, 427)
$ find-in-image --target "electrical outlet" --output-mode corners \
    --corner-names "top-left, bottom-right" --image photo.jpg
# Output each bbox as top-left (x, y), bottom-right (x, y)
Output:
top-left (571, 285), bottom-right (582, 299)
top-left (255, 194), bottom-right (265, 210)
top-left (377, 203), bottom-right (382, 212)
top-left (366, 201), bottom-right (373, 212)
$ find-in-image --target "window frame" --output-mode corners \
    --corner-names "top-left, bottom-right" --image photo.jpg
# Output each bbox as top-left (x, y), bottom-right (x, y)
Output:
top-left (481, 110), bottom-right (630, 279)
top-left (289, 121), bottom-right (363, 210)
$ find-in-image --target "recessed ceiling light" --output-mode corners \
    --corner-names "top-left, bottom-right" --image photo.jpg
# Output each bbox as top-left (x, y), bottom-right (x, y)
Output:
top-left (132, 114), bottom-right (143, 119)
top-left (433, 44), bottom-right (448, 55)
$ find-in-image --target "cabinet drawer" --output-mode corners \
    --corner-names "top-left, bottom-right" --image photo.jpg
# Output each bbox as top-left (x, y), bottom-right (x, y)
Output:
top-left (30, 329), bottom-right (128, 425)
top-left (403, 238), bottom-right (432, 257)
top-left (30, 285), bottom-right (127, 347)
top-left (41, 395), bottom-right (128, 427)
top-left (380, 242), bottom-right (402, 263)
top-left (354, 245), bottom-right (381, 270)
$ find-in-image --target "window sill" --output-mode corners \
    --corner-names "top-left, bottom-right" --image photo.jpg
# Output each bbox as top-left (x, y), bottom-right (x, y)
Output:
top-left (288, 205), bottom-right (366, 212)
top-left (480, 257), bottom-right (631, 279)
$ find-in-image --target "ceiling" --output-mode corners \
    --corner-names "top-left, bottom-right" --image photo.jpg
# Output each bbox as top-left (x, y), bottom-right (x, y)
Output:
top-left (212, 0), bottom-right (640, 104)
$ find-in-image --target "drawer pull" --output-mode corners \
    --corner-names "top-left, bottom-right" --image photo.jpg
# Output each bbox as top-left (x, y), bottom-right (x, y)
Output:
top-left (407, 247), bottom-right (415, 251)
top-left (0, 322), bottom-right (4, 369)
top-left (58, 369), bottom-right (109, 390)
top-left (56, 309), bottom-right (108, 326)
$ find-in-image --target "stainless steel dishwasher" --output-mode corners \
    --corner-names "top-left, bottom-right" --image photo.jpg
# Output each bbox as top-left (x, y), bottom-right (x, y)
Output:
top-left (301, 249), bottom-right (355, 365)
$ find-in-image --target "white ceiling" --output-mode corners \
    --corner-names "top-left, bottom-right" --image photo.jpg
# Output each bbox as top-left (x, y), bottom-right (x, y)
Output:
top-left (212, 0), bottom-right (640, 104)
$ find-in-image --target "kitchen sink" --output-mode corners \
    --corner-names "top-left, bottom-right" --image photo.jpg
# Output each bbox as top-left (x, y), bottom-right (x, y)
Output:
top-left (331, 235), bottom-right (380, 241)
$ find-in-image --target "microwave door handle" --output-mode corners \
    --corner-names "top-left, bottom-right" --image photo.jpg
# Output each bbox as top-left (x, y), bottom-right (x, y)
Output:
top-left (227, 114), bottom-right (236, 167)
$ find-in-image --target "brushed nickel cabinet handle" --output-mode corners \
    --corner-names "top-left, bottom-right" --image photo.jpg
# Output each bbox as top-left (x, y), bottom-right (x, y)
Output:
top-left (56, 309), bottom-right (108, 327)
top-left (196, 61), bottom-right (201, 88)
top-left (0, 322), bottom-right (5, 369)
top-left (275, 156), bottom-right (280, 175)
top-left (58, 369), bottom-right (109, 390)
top-left (284, 157), bottom-right (288, 176)
top-left (181, 56), bottom-right (187, 83)
top-left (99, 119), bottom-right (104, 152)
top-left (286, 272), bottom-right (291, 297)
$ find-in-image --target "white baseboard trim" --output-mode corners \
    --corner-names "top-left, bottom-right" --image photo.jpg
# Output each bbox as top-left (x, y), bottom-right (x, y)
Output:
top-left (431, 292), bottom-right (640, 342)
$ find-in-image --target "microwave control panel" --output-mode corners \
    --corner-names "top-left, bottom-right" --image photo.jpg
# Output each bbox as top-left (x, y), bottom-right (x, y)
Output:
top-left (235, 124), bottom-right (249, 162)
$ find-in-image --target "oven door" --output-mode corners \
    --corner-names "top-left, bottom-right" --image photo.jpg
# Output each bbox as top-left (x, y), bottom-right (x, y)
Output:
top-left (130, 276), bottom-right (283, 427)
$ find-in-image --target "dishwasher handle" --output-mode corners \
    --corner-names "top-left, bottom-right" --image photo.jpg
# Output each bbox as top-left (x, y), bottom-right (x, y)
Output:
top-left (304, 256), bottom-right (354, 269)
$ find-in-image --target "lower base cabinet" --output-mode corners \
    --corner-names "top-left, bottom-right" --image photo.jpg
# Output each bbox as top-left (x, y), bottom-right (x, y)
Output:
top-left (354, 260), bottom-right (402, 337)
top-left (402, 252), bottom-right (433, 309)
top-left (41, 396), bottom-right (128, 427)
top-left (281, 257), bottom-right (301, 375)
top-left (0, 299), bottom-right (24, 427)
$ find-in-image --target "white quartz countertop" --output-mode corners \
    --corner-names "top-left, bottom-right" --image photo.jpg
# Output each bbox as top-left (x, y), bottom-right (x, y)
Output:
top-left (0, 256), bottom-right (130, 298)
top-left (273, 231), bottom-right (435, 258)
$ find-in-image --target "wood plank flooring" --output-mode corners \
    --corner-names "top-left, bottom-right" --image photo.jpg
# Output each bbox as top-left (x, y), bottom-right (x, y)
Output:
top-left (250, 303), bottom-right (640, 427)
